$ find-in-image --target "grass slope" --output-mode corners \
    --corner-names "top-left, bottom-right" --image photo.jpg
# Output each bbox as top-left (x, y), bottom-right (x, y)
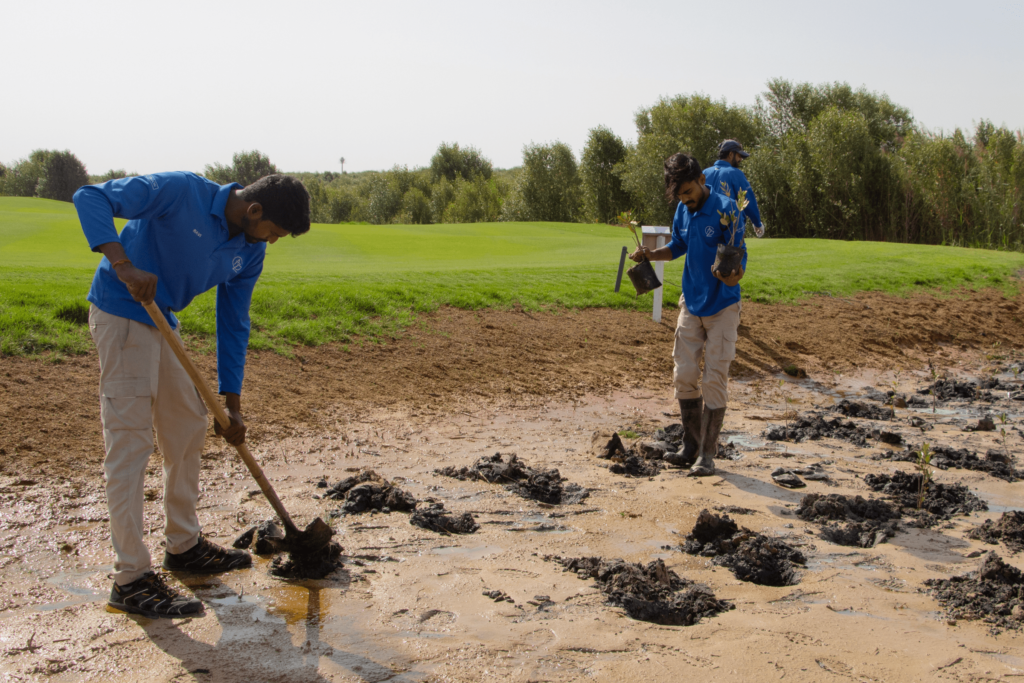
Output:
top-left (1, 197), bottom-right (1022, 356)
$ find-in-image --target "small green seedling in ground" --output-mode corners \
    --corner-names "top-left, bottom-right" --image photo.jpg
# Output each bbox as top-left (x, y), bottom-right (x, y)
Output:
top-left (776, 379), bottom-right (796, 430)
top-left (890, 370), bottom-right (902, 420)
top-left (999, 413), bottom-right (1012, 463)
top-left (618, 429), bottom-right (639, 440)
top-left (916, 443), bottom-right (934, 510)
top-left (928, 360), bottom-right (940, 414)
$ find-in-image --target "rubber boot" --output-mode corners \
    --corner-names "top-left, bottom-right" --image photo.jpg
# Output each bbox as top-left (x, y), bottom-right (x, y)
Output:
top-left (689, 406), bottom-right (726, 477)
top-left (664, 398), bottom-right (703, 467)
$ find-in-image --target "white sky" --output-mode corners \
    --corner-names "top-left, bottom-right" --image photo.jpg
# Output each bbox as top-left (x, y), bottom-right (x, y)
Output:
top-left (3, 0), bottom-right (1022, 175)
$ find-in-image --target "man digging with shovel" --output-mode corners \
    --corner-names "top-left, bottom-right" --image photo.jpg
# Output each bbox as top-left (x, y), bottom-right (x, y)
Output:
top-left (629, 153), bottom-right (745, 476)
top-left (74, 172), bottom-right (311, 617)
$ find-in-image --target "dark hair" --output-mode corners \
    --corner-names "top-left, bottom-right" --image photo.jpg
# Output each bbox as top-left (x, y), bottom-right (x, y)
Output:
top-left (718, 149), bottom-right (731, 160)
top-left (663, 153), bottom-right (703, 202)
top-left (238, 174), bottom-right (311, 236)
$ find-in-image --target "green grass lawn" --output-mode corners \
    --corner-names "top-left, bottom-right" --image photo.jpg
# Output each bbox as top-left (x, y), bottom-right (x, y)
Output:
top-left (2, 196), bottom-right (1022, 356)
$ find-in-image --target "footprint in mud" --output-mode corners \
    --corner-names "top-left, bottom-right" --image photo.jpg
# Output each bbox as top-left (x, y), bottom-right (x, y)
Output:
top-left (682, 510), bottom-right (805, 586)
top-left (436, 453), bottom-right (589, 504)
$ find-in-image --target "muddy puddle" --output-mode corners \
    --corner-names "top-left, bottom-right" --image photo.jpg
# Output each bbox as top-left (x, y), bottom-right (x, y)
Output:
top-left (2, 360), bottom-right (1024, 681)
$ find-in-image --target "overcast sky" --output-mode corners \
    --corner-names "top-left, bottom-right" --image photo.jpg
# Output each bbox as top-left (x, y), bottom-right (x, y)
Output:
top-left (3, 0), bottom-right (1022, 175)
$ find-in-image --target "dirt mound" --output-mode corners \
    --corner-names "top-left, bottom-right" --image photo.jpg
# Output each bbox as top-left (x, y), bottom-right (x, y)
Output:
top-left (553, 556), bottom-right (733, 625)
top-left (863, 471), bottom-right (988, 522)
top-left (796, 493), bottom-right (902, 547)
top-left (323, 470), bottom-right (418, 514)
top-left (682, 510), bottom-right (805, 586)
top-left (923, 553), bottom-right (1024, 632)
top-left (831, 399), bottom-right (893, 421)
top-left (872, 446), bottom-right (1019, 482)
top-left (409, 502), bottom-right (479, 534)
top-left (436, 453), bottom-right (588, 504)
top-left (232, 521), bottom-right (344, 579)
top-left (609, 454), bottom-right (663, 478)
top-left (765, 414), bottom-right (900, 447)
top-left (968, 512), bottom-right (1024, 553)
top-left (269, 542), bottom-right (344, 580)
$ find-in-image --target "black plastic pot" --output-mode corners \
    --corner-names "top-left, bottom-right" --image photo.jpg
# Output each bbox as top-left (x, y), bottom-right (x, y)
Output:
top-left (627, 258), bottom-right (662, 296)
top-left (713, 243), bottom-right (746, 279)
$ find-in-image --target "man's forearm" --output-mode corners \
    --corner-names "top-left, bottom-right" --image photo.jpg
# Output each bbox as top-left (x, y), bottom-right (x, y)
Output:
top-left (96, 242), bottom-right (128, 264)
top-left (224, 393), bottom-right (241, 412)
top-left (646, 245), bottom-right (675, 261)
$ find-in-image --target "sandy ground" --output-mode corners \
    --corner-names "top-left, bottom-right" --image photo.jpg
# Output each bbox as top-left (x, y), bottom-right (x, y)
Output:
top-left (1, 292), bottom-right (1023, 682)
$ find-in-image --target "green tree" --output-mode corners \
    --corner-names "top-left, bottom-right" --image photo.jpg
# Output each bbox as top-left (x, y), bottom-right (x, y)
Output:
top-left (36, 150), bottom-right (89, 202)
top-left (580, 126), bottom-right (630, 223)
top-left (501, 141), bottom-right (582, 222)
top-left (401, 187), bottom-right (432, 224)
top-left (445, 176), bottom-right (503, 223)
top-left (430, 142), bottom-right (493, 183)
top-left (0, 151), bottom-right (48, 197)
top-left (618, 95), bottom-right (761, 225)
top-left (203, 150), bottom-right (279, 186)
top-left (366, 165), bottom-right (415, 224)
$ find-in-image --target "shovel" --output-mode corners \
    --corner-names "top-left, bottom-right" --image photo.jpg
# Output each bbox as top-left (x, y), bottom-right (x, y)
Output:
top-left (142, 301), bottom-right (333, 555)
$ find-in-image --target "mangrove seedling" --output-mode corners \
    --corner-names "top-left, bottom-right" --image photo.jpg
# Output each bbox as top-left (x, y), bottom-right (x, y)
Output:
top-left (916, 443), bottom-right (934, 510)
top-left (712, 189), bottom-right (749, 277)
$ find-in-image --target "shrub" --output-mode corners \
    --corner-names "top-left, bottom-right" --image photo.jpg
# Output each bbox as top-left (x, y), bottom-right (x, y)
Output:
top-left (36, 150), bottom-right (89, 202)
top-left (203, 150), bottom-right (279, 186)
top-left (501, 141), bottom-right (582, 222)
top-left (430, 142), bottom-right (493, 183)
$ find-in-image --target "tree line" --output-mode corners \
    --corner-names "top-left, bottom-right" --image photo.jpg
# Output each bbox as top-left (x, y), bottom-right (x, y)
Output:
top-left (2, 79), bottom-right (1021, 250)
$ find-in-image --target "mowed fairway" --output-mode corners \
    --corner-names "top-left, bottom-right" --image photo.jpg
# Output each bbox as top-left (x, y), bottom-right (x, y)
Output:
top-left (1, 196), bottom-right (1022, 355)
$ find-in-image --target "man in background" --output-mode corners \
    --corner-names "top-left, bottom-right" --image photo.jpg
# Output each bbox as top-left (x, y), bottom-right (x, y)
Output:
top-left (704, 139), bottom-right (765, 237)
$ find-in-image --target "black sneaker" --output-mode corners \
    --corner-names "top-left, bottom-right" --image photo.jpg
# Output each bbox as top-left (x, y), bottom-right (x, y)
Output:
top-left (162, 534), bottom-right (252, 573)
top-left (108, 572), bottom-right (203, 618)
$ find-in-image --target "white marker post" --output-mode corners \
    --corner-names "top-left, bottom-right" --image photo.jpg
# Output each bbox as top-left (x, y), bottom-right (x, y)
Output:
top-left (642, 226), bottom-right (671, 323)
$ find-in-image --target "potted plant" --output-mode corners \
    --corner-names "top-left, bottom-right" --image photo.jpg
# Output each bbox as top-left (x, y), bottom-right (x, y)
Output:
top-left (712, 188), bottom-right (748, 278)
top-left (617, 210), bottom-right (661, 296)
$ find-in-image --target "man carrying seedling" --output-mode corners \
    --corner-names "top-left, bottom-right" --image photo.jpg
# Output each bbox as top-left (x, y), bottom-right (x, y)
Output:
top-left (704, 139), bottom-right (765, 238)
top-left (629, 153), bottom-right (745, 476)
top-left (74, 172), bottom-right (310, 617)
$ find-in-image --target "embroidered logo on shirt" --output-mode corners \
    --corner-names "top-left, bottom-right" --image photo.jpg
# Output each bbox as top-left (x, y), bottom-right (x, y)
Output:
top-left (193, 229), bottom-right (202, 238)
top-left (705, 225), bottom-right (715, 238)
top-left (232, 256), bottom-right (243, 273)
top-left (145, 175), bottom-right (159, 190)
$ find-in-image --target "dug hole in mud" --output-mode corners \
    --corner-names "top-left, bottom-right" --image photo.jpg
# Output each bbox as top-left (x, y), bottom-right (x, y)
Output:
top-left (2, 292), bottom-right (1024, 681)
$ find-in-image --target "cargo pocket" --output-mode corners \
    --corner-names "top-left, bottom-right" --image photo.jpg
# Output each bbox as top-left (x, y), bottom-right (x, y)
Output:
top-left (100, 378), bottom-right (152, 432)
top-left (721, 327), bottom-right (738, 362)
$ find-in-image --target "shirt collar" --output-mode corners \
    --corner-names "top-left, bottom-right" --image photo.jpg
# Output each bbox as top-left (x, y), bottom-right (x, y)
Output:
top-left (211, 182), bottom-right (243, 232)
top-left (714, 160), bottom-right (731, 169)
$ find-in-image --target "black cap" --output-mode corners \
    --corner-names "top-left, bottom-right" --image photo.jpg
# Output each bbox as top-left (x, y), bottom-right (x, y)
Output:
top-left (719, 140), bottom-right (749, 158)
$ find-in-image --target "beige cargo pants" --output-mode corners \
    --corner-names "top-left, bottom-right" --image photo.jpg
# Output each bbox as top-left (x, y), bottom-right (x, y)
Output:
top-left (672, 296), bottom-right (741, 410)
top-left (89, 305), bottom-right (207, 585)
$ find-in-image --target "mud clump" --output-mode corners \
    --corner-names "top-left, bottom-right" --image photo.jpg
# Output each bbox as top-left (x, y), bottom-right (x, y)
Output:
top-left (409, 502), bottom-right (479, 534)
top-left (923, 553), bottom-right (1024, 632)
top-left (765, 414), bottom-right (874, 447)
top-left (269, 542), bottom-right (344, 580)
top-left (324, 470), bottom-right (418, 514)
top-left (436, 453), bottom-right (588, 504)
top-left (863, 471), bottom-right (987, 523)
top-left (553, 556), bottom-right (733, 625)
top-left (920, 379), bottom-right (1001, 402)
top-left (873, 445), bottom-right (1019, 482)
top-left (832, 399), bottom-right (892, 421)
top-left (682, 510), bottom-right (805, 586)
top-left (968, 512), bottom-right (1024, 554)
top-left (796, 493), bottom-right (902, 548)
top-left (609, 453), bottom-right (663, 478)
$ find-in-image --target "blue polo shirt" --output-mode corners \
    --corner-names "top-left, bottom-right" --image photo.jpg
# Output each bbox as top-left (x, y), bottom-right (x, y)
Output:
top-left (73, 172), bottom-right (266, 395)
top-left (666, 187), bottom-right (747, 317)
top-left (704, 160), bottom-right (762, 228)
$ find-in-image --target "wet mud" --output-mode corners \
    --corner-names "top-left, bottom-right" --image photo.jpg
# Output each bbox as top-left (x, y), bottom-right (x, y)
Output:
top-left (682, 510), bottom-right (805, 586)
top-left (408, 502), bottom-right (479, 534)
top-left (234, 521), bottom-right (344, 580)
top-left (796, 493), bottom-right (902, 548)
top-left (968, 512), bottom-right (1024, 554)
top-left (323, 470), bottom-right (418, 514)
top-left (553, 556), bottom-right (733, 626)
top-left (436, 453), bottom-right (589, 504)
top-left (872, 445), bottom-right (1019, 482)
top-left (921, 378), bottom-right (1016, 402)
top-left (765, 414), bottom-right (902, 447)
top-left (864, 471), bottom-right (988, 523)
top-left (924, 553), bottom-right (1024, 633)
top-left (831, 399), bottom-right (893, 421)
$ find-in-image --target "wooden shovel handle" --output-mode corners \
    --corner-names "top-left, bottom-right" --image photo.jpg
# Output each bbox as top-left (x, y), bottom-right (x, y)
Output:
top-left (141, 301), bottom-right (298, 533)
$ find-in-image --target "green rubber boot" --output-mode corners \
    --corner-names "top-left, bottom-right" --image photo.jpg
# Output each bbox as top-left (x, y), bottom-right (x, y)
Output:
top-left (689, 406), bottom-right (726, 477)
